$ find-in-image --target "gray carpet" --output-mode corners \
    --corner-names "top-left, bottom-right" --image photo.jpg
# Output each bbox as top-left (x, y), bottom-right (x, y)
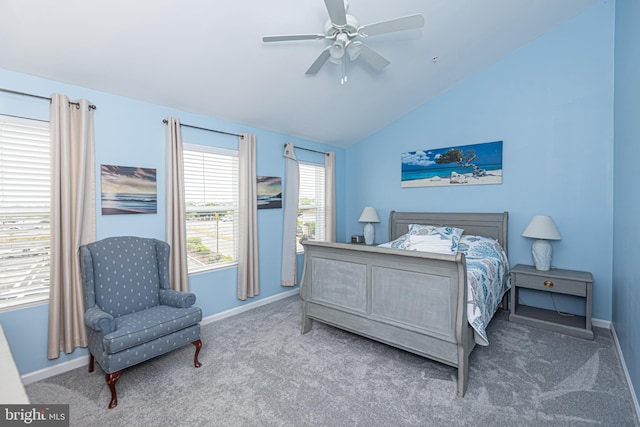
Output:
top-left (26, 295), bottom-right (639, 426)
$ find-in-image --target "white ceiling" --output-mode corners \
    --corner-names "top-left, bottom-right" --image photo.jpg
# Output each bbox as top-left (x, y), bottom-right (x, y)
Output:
top-left (0, 0), bottom-right (597, 147)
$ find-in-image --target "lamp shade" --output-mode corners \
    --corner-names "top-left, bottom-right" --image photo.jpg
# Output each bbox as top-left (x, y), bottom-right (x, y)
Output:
top-left (521, 215), bottom-right (561, 240)
top-left (358, 207), bottom-right (380, 223)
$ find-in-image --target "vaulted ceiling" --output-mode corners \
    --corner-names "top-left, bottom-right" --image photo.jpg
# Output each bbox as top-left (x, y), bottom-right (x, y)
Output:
top-left (0, 0), bottom-right (597, 147)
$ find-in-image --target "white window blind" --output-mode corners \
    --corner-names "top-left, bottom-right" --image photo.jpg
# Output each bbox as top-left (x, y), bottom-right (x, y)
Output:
top-left (0, 115), bottom-right (51, 310)
top-left (183, 143), bottom-right (239, 273)
top-left (297, 162), bottom-right (325, 252)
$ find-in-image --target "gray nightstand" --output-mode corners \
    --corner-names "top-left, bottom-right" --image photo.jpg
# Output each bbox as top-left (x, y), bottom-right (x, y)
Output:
top-left (509, 264), bottom-right (593, 340)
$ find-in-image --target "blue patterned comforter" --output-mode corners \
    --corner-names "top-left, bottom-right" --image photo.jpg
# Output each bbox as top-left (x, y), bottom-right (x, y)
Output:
top-left (459, 235), bottom-right (510, 345)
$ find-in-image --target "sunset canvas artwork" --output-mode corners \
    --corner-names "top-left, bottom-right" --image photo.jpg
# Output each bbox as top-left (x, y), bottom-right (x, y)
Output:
top-left (101, 165), bottom-right (157, 214)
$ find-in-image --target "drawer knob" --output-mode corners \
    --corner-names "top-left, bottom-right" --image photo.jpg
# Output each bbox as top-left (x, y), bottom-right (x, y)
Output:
top-left (544, 280), bottom-right (554, 288)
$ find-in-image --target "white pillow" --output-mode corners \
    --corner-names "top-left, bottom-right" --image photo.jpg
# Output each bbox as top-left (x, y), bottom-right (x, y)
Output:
top-left (406, 234), bottom-right (458, 254)
top-left (377, 233), bottom-right (410, 249)
top-left (407, 224), bottom-right (463, 253)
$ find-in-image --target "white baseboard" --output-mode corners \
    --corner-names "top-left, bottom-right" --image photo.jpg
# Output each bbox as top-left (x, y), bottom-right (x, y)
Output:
top-left (591, 317), bottom-right (611, 329)
top-left (611, 323), bottom-right (640, 423)
top-left (22, 356), bottom-right (88, 385)
top-left (20, 289), bottom-right (300, 385)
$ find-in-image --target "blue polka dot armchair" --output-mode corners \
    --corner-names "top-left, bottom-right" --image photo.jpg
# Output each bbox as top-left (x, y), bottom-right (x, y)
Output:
top-left (80, 236), bottom-right (203, 409)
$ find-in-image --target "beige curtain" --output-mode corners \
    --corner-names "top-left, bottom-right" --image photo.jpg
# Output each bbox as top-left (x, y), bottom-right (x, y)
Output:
top-left (47, 94), bottom-right (95, 359)
top-left (324, 152), bottom-right (336, 242)
top-left (165, 117), bottom-right (190, 292)
top-left (237, 133), bottom-right (259, 300)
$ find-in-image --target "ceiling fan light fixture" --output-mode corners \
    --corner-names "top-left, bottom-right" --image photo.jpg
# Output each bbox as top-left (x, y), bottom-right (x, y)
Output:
top-left (329, 41), bottom-right (345, 59)
top-left (347, 42), bottom-right (361, 61)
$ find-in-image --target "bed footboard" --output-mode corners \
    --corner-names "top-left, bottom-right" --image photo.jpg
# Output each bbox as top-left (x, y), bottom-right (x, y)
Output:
top-left (300, 240), bottom-right (475, 397)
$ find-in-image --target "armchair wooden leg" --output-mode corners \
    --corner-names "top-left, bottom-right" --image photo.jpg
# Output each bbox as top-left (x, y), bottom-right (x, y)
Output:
top-left (106, 370), bottom-right (123, 409)
top-left (192, 339), bottom-right (203, 368)
top-left (88, 353), bottom-right (95, 373)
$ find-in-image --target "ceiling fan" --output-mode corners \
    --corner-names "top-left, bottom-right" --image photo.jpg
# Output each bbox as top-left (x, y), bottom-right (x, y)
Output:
top-left (262, 0), bottom-right (425, 84)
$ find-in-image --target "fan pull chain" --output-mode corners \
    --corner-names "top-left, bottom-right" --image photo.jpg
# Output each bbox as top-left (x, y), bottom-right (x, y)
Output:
top-left (341, 58), bottom-right (348, 85)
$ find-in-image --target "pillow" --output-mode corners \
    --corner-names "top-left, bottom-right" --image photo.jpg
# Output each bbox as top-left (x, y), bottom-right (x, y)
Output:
top-left (406, 234), bottom-right (458, 254)
top-left (377, 233), bottom-right (410, 249)
top-left (407, 224), bottom-right (464, 253)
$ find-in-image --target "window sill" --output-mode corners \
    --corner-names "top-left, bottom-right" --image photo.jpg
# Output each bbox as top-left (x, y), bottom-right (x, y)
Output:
top-left (0, 297), bottom-right (49, 312)
top-left (188, 261), bottom-right (238, 277)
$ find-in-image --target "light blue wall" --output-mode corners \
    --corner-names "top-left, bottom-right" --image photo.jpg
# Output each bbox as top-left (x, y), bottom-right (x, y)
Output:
top-left (613, 0), bottom-right (640, 408)
top-left (345, 1), bottom-right (615, 320)
top-left (0, 68), bottom-right (346, 375)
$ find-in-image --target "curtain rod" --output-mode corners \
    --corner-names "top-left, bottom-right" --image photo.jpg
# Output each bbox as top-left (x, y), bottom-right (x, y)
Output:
top-left (0, 87), bottom-right (97, 110)
top-left (163, 119), bottom-right (243, 139)
top-left (285, 144), bottom-right (329, 156)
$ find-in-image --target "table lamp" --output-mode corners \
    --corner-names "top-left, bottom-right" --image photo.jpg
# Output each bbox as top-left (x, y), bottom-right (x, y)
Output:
top-left (358, 207), bottom-right (380, 245)
top-left (521, 215), bottom-right (561, 271)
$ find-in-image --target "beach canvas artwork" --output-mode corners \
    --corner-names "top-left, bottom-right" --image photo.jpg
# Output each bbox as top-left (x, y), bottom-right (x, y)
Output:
top-left (101, 164), bottom-right (157, 214)
top-left (257, 176), bottom-right (282, 209)
top-left (401, 141), bottom-right (503, 188)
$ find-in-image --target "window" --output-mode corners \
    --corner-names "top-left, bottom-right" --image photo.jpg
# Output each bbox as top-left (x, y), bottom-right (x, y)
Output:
top-left (183, 143), bottom-right (239, 273)
top-left (297, 162), bottom-right (325, 252)
top-left (0, 115), bottom-right (51, 310)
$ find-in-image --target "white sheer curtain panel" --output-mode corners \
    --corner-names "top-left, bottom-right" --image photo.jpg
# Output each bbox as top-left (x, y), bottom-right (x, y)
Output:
top-left (324, 152), bottom-right (336, 243)
top-left (47, 94), bottom-right (96, 359)
top-left (281, 143), bottom-right (299, 286)
top-left (165, 117), bottom-right (190, 292)
top-left (238, 133), bottom-right (260, 300)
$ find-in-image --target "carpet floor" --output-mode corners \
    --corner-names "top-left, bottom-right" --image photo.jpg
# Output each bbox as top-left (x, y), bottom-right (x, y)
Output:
top-left (26, 295), bottom-right (639, 426)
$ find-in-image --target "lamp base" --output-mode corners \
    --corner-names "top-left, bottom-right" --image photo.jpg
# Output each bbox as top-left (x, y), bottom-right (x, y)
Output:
top-left (531, 239), bottom-right (552, 271)
top-left (363, 223), bottom-right (375, 245)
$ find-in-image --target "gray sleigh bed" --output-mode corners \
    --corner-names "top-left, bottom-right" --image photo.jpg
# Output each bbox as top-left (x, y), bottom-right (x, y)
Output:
top-left (300, 211), bottom-right (509, 397)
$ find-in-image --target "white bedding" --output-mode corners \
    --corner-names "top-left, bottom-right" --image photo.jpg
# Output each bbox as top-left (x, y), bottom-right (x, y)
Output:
top-left (378, 233), bottom-right (510, 345)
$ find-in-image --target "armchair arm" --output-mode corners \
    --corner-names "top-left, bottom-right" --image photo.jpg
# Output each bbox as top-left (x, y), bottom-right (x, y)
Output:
top-left (84, 306), bottom-right (115, 334)
top-left (159, 289), bottom-right (196, 308)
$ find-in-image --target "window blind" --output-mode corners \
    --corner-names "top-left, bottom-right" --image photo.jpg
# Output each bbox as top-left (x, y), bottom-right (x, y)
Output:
top-left (297, 162), bottom-right (325, 251)
top-left (0, 115), bottom-right (51, 310)
top-left (183, 143), bottom-right (239, 272)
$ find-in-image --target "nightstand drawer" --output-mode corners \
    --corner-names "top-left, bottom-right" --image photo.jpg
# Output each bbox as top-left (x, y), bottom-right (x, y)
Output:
top-left (514, 274), bottom-right (586, 297)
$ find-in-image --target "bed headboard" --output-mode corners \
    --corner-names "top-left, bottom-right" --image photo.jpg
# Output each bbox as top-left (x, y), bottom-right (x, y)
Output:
top-left (388, 211), bottom-right (509, 254)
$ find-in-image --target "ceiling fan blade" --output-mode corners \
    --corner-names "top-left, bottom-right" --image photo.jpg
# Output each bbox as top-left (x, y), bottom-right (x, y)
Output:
top-left (305, 47), bottom-right (332, 75)
top-left (263, 34), bottom-right (326, 43)
top-left (324, 0), bottom-right (347, 27)
top-left (358, 13), bottom-right (425, 37)
top-left (356, 43), bottom-right (390, 71)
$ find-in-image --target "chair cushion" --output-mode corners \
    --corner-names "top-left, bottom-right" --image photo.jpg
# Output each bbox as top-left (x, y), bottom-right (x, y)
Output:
top-left (93, 325), bottom-right (201, 374)
top-left (102, 305), bottom-right (202, 354)
top-left (89, 237), bottom-right (161, 317)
